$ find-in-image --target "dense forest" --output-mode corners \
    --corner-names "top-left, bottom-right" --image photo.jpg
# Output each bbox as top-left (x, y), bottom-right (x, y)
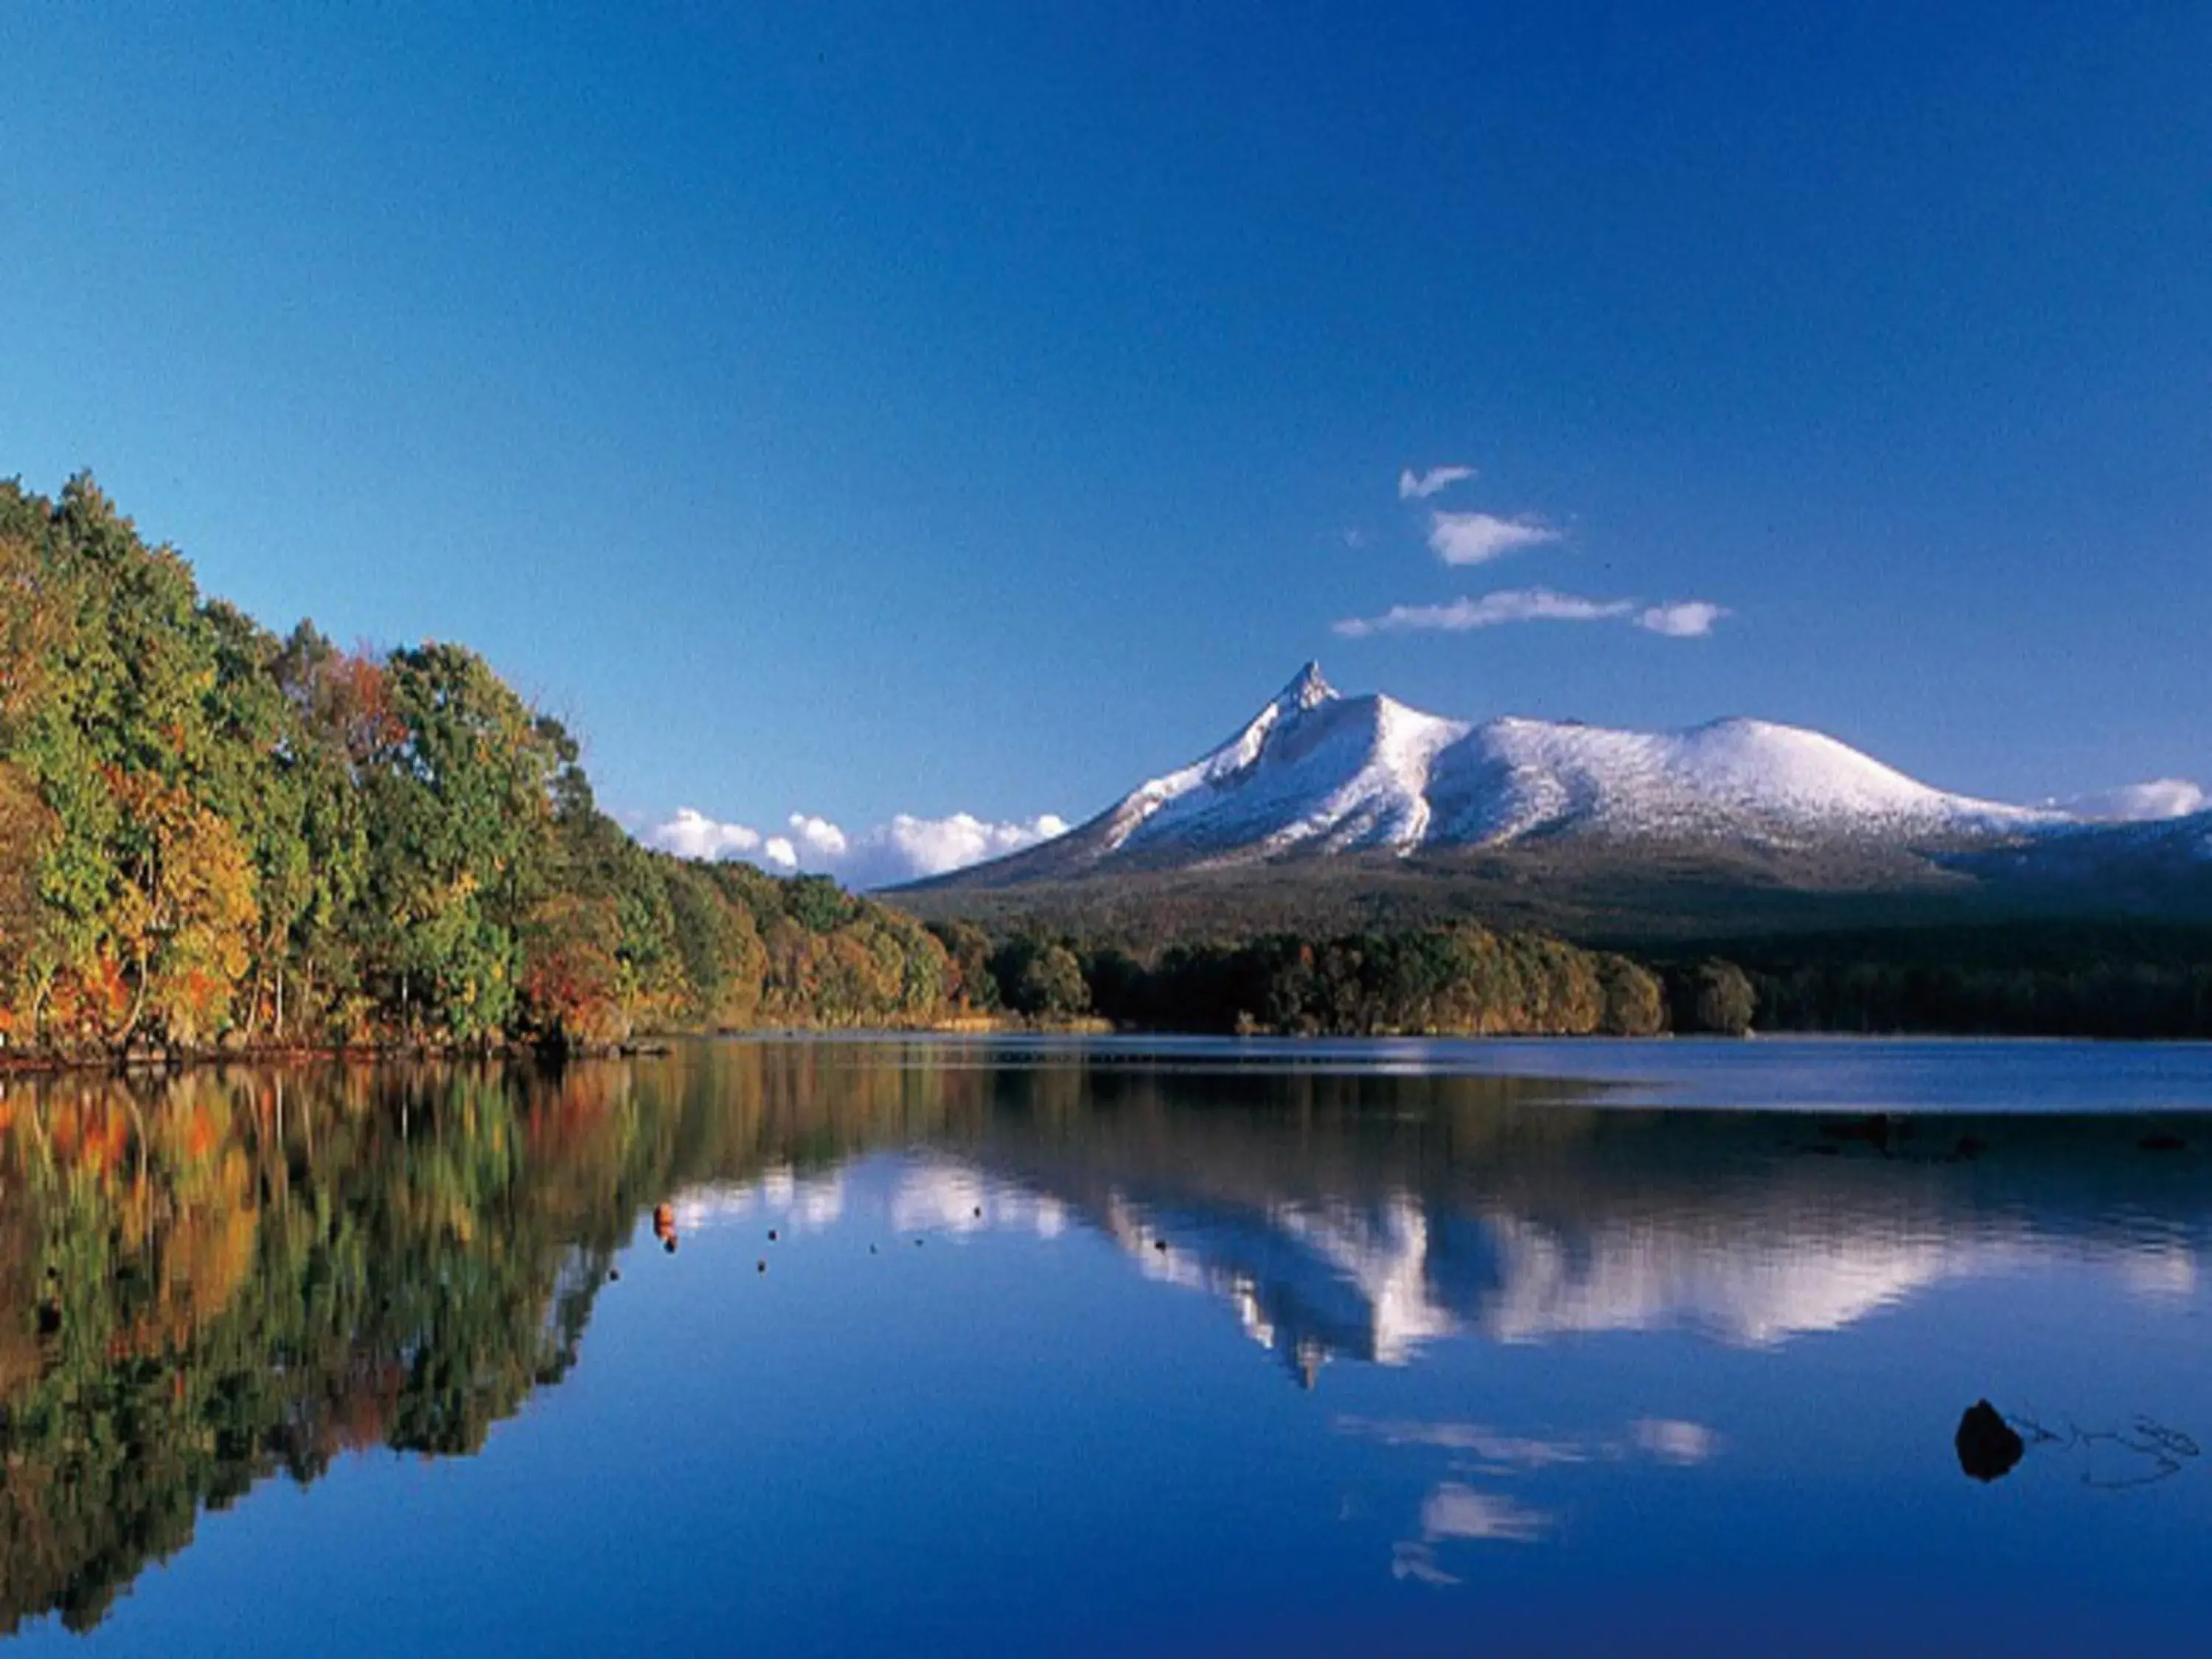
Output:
top-left (928, 921), bottom-right (1681, 1037)
top-left (1684, 922), bottom-right (2212, 1040)
top-left (0, 475), bottom-right (966, 1058)
top-left (932, 918), bottom-right (2212, 1040)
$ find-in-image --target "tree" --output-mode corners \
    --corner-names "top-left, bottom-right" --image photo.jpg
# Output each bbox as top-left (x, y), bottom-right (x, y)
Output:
top-left (1672, 959), bottom-right (1757, 1036)
top-left (929, 919), bottom-right (1001, 1011)
top-left (992, 936), bottom-right (1090, 1018)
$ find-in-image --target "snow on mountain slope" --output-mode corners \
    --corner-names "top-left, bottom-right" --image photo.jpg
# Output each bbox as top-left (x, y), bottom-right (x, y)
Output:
top-left (1071, 664), bottom-right (2050, 870)
top-left (915, 664), bottom-right (2200, 891)
top-left (1428, 713), bottom-right (2046, 845)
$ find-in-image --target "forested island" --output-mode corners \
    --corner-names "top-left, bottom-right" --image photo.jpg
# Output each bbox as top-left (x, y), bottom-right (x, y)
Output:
top-left (3, 472), bottom-right (2207, 1056)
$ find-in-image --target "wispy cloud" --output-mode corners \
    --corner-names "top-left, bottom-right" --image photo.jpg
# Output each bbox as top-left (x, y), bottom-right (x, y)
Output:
top-left (1334, 587), bottom-right (1633, 637)
top-left (1398, 463), bottom-right (1477, 501)
top-left (1338, 588), bottom-right (1731, 641)
top-left (1635, 600), bottom-right (1731, 638)
top-left (641, 807), bottom-right (1070, 888)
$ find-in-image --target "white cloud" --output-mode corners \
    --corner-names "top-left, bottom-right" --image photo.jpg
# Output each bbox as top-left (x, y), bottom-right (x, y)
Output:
top-left (1334, 587), bottom-right (1634, 637)
top-left (868, 811), bottom-right (1071, 883)
top-left (786, 813), bottom-right (849, 860)
top-left (648, 807), bottom-right (765, 860)
top-left (2050, 779), bottom-right (2208, 823)
top-left (1398, 464), bottom-right (1477, 501)
top-left (1636, 600), bottom-right (1731, 639)
top-left (1427, 509), bottom-right (1562, 566)
top-left (641, 806), bottom-right (1068, 888)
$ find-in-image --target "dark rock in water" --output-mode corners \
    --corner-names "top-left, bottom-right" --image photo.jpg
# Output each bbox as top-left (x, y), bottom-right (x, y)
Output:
top-left (757, 1258), bottom-right (767, 1273)
top-left (1955, 1399), bottom-right (2025, 1482)
top-left (2140, 1133), bottom-right (2188, 1153)
top-left (1153, 1238), bottom-right (1169, 1252)
top-left (768, 1228), bottom-right (779, 1242)
top-left (608, 1268), bottom-right (621, 1283)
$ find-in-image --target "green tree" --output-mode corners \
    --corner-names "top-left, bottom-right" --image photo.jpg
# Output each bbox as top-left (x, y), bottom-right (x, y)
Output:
top-left (1671, 959), bottom-right (1757, 1036)
top-left (992, 936), bottom-right (1091, 1018)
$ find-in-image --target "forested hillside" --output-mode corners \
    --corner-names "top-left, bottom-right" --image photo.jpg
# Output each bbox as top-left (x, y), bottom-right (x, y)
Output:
top-left (0, 475), bottom-right (964, 1057)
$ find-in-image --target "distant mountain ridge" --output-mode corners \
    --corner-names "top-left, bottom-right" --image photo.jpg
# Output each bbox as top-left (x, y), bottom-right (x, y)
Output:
top-left (917, 664), bottom-right (2208, 894)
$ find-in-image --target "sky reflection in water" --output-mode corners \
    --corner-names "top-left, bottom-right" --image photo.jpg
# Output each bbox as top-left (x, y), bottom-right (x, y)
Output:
top-left (2, 1037), bottom-right (2209, 1657)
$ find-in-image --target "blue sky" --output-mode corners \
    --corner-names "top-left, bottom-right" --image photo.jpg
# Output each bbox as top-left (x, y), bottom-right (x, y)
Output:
top-left (2, 2), bottom-right (2205, 879)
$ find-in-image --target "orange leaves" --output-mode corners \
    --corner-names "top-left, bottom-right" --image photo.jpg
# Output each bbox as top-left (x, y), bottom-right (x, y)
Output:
top-left (329, 650), bottom-right (406, 766)
top-left (519, 891), bottom-right (626, 1048)
top-left (44, 953), bottom-right (133, 1045)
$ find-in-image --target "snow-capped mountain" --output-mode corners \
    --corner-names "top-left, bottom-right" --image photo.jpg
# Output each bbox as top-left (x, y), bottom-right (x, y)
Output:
top-left (931, 663), bottom-right (2207, 890)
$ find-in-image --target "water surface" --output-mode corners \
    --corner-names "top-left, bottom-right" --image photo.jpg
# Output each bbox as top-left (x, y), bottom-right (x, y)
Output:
top-left (2, 1037), bottom-right (2208, 1655)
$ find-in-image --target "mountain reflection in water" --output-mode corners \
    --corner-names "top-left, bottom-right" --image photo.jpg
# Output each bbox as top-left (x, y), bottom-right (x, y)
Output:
top-left (1, 1037), bottom-right (2207, 1646)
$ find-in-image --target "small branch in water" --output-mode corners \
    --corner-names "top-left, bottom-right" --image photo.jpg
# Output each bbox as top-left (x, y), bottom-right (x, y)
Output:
top-left (2005, 1411), bottom-right (2200, 1489)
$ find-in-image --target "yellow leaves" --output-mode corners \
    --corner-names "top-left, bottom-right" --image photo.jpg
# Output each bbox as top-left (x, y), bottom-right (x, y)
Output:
top-left (97, 771), bottom-right (261, 1043)
top-left (107, 880), bottom-right (157, 961)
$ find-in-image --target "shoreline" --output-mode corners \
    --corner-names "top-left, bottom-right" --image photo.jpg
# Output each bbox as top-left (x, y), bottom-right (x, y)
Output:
top-left (8, 1022), bottom-right (2212, 1078)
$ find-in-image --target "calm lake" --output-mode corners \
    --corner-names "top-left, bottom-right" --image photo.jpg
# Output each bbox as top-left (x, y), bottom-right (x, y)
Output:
top-left (4, 1037), bottom-right (2210, 1656)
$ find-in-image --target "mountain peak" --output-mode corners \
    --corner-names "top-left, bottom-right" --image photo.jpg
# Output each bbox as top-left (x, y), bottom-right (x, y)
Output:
top-left (1277, 661), bottom-right (1337, 712)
